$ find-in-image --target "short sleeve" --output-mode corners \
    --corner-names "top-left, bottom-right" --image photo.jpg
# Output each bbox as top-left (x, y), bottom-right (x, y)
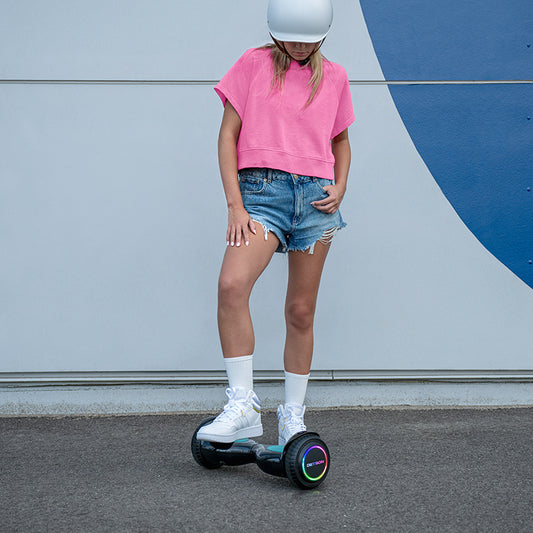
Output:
top-left (331, 67), bottom-right (355, 139)
top-left (214, 49), bottom-right (255, 120)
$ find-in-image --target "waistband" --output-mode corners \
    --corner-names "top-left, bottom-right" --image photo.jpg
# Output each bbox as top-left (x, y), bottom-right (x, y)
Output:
top-left (239, 167), bottom-right (323, 184)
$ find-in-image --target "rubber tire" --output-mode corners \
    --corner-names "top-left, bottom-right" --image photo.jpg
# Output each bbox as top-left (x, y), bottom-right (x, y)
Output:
top-left (190, 416), bottom-right (223, 469)
top-left (284, 433), bottom-right (330, 489)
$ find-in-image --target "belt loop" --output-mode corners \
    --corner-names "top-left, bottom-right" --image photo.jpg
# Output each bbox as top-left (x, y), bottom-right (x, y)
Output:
top-left (267, 168), bottom-right (273, 182)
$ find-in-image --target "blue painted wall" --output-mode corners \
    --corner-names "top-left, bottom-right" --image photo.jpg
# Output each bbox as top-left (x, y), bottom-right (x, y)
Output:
top-left (360, 0), bottom-right (533, 288)
top-left (386, 84), bottom-right (533, 287)
top-left (360, 0), bottom-right (532, 80)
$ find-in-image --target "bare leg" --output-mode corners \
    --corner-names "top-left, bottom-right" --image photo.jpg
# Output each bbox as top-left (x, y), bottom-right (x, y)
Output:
top-left (284, 241), bottom-right (331, 374)
top-left (218, 225), bottom-right (280, 358)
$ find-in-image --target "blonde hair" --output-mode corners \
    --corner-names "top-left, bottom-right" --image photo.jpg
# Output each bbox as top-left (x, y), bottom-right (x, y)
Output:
top-left (260, 43), bottom-right (324, 107)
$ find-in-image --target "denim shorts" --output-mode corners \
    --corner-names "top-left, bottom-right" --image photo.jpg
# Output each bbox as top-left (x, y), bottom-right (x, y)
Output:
top-left (238, 168), bottom-right (346, 254)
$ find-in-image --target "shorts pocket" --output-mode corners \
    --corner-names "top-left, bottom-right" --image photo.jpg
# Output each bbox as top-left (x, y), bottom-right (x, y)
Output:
top-left (314, 178), bottom-right (330, 198)
top-left (239, 176), bottom-right (267, 195)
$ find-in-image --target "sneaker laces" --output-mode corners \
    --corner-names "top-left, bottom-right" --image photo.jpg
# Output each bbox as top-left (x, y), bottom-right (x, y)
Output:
top-left (282, 404), bottom-right (306, 434)
top-left (215, 388), bottom-right (248, 423)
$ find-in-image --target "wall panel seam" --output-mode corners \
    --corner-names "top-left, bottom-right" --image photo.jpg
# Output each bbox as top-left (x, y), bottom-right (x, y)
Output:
top-left (1, 79), bottom-right (532, 86)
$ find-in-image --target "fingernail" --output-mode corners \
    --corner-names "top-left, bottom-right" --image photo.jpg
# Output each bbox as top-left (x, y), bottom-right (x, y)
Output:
top-left (231, 242), bottom-right (234, 246)
top-left (236, 242), bottom-right (241, 247)
top-left (252, 229), bottom-right (257, 234)
top-left (245, 241), bottom-right (249, 246)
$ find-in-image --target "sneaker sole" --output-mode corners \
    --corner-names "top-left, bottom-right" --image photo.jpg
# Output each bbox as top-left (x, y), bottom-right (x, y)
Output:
top-left (278, 430), bottom-right (307, 447)
top-left (197, 424), bottom-right (263, 444)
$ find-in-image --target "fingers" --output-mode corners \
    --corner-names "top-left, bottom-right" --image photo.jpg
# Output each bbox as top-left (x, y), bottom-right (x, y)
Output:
top-left (226, 213), bottom-right (257, 248)
top-left (312, 196), bottom-right (339, 214)
top-left (313, 197), bottom-right (337, 212)
top-left (227, 225), bottom-right (247, 247)
top-left (312, 185), bottom-right (343, 214)
top-left (226, 221), bottom-right (240, 247)
top-left (226, 225), bottom-right (235, 247)
top-left (241, 224), bottom-right (250, 247)
top-left (249, 219), bottom-right (257, 237)
top-left (236, 219), bottom-right (259, 247)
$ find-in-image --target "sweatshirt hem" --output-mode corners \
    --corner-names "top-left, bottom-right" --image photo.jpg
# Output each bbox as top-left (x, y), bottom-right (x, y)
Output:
top-left (238, 149), bottom-right (334, 180)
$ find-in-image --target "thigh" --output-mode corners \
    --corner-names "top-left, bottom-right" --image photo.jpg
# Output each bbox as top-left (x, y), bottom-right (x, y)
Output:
top-left (286, 241), bottom-right (331, 307)
top-left (219, 222), bottom-right (280, 291)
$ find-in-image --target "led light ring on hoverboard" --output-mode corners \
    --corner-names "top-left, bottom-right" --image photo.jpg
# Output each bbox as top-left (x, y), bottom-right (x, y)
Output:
top-left (301, 444), bottom-right (328, 481)
top-left (283, 433), bottom-right (330, 489)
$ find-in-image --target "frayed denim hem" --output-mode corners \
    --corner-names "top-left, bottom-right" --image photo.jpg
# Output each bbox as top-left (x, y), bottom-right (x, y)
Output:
top-left (286, 221), bottom-right (347, 255)
top-left (251, 219), bottom-right (288, 253)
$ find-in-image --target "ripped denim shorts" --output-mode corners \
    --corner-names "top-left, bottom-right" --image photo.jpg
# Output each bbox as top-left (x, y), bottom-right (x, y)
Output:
top-left (238, 168), bottom-right (346, 254)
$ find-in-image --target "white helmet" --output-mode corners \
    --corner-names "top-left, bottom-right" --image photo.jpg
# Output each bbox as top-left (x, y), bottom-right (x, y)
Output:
top-left (267, 0), bottom-right (333, 43)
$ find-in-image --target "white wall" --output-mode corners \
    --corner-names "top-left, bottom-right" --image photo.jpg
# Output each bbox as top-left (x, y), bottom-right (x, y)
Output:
top-left (1, 1), bottom-right (532, 378)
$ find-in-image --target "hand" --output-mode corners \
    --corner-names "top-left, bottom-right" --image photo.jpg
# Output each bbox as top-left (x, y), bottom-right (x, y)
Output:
top-left (311, 184), bottom-right (345, 214)
top-left (226, 206), bottom-right (257, 247)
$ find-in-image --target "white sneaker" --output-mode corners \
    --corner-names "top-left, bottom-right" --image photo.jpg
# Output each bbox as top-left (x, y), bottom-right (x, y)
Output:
top-left (277, 403), bottom-right (307, 446)
top-left (196, 387), bottom-right (263, 443)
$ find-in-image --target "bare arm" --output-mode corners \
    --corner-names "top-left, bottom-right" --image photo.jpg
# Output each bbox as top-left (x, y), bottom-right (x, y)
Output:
top-left (218, 101), bottom-right (256, 246)
top-left (331, 128), bottom-right (351, 192)
top-left (312, 128), bottom-right (351, 214)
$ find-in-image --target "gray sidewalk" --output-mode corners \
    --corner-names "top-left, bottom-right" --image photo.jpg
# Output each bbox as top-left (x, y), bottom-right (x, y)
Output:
top-left (1, 407), bottom-right (532, 532)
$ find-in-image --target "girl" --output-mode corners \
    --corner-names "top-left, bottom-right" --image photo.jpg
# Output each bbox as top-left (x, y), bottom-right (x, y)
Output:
top-left (197, 0), bottom-right (354, 447)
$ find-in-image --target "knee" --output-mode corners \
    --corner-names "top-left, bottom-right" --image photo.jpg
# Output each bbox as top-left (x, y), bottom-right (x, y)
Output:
top-left (218, 273), bottom-right (249, 307)
top-left (285, 300), bottom-right (315, 331)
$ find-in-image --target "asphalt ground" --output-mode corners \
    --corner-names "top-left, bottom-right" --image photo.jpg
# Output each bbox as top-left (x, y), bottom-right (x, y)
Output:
top-left (1, 407), bottom-right (532, 532)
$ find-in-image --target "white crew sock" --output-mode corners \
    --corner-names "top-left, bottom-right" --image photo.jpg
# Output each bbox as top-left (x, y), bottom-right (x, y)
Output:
top-left (284, 370), bottom-right (310, 406)
top-left (224, 355), bottom-right (254, 392)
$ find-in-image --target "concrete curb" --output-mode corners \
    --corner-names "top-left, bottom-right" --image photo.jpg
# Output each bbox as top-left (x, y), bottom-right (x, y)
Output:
top-left (1, 380), bottom-right (532, 416)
